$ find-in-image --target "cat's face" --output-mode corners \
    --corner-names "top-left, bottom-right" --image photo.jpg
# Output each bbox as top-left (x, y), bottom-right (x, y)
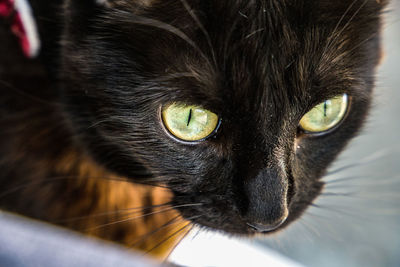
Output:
top-left (59, 0), bottom-right (386, 235)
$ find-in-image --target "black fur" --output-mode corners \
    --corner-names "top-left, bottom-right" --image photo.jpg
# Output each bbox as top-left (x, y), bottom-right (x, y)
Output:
top-left (0, 0), bottom-right (387, 236)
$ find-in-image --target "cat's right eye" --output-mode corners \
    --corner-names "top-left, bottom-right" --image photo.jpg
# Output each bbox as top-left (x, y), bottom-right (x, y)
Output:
top-left (161, 103), bottom-right (220, 142)
top-left (299, 93), bottom-right (349, 133)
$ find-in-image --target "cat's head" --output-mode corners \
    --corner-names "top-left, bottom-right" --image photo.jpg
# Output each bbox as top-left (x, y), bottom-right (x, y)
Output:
top-left (58, 0), bottom-right (387, 235)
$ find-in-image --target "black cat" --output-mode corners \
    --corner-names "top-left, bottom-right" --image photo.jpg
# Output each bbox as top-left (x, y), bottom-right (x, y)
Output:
top-left (0, 0), bottom-right (388, 258)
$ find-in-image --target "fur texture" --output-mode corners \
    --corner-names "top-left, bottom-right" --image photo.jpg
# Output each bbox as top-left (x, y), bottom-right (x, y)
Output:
top-left (0, 0), bottom-right (387, 258)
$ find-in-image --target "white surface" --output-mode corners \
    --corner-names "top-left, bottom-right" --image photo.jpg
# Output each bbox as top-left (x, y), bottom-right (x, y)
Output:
top-left (169, 228), bottom-right (303, 267)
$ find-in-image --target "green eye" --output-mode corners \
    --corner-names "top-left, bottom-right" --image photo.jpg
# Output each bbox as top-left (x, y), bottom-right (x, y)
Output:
top-left (299, 94), bottom-right (349, 133)
top-left (161, 103), bottom-right (219, 142)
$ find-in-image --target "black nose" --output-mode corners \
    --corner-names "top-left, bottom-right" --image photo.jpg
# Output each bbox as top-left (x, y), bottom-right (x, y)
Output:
top-left (243, 168), bottom-right (289, 233)
top-left (247, 216), bottom-right (287, 233)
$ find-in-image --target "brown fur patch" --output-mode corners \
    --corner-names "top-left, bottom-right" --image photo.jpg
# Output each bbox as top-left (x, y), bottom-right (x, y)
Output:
top-left (0, 21), bottom-right (188, 259)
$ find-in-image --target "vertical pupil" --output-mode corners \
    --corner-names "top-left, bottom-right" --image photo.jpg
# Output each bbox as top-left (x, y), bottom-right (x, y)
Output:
top-left (187, 108), bottom-right (192, 126)
top-left (323, 102), bottom-right (327, 117)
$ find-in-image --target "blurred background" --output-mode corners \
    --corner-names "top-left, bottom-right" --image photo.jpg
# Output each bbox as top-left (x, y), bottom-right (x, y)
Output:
top-left (171, 1), bottom-right (400, 266)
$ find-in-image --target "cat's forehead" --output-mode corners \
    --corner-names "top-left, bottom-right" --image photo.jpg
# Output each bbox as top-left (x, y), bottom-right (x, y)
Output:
top-left (130, 1), bottom-right (384, 106)
top-left (102, 0), bottom-right (385, 113)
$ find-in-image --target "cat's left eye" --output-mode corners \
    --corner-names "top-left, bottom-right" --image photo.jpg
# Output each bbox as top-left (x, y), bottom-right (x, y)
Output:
top-left (161, 103), bottom-right (219, 142)
top-left (299, 93), bottom-right (349, 133)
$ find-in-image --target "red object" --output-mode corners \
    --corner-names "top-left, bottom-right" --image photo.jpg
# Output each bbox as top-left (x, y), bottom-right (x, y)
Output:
top-left (0, 0), bottom-right (40, 58)
top-left (0, 0), bottom-right (14, 17)
top-left (11, 13), bottom-right (30, 57)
